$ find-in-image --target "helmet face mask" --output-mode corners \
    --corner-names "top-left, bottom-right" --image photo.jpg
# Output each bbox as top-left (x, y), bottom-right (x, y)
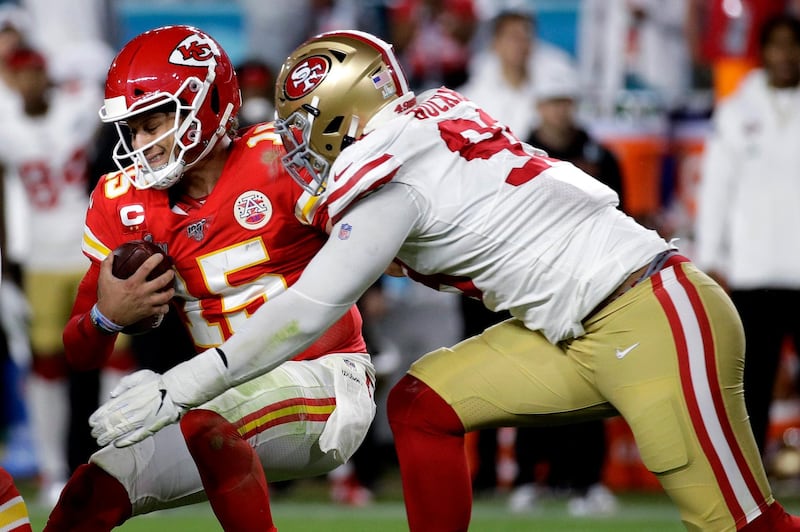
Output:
top-left (100, 25), bottom-right (241, 190)
top-left (108, 81), bottom-right (206, 190)
top-left (274, 108), bottom-right (330, 195)
top-left (275, 30), bottom-right (410, 196)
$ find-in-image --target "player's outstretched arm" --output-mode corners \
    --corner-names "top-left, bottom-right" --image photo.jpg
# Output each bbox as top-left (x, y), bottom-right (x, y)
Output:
top-left (89, 183), bottom-right (421, 447)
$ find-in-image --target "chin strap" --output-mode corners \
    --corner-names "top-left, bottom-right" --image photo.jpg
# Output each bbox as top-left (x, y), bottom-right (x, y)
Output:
top-left (341, 115), bottom-right (360, 151)
top-left (183, 102), bottom-right (236, 173)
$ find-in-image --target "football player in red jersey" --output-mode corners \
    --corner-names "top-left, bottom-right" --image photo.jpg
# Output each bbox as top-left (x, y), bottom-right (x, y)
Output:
top-left (0, 467), bottom-right (32, 532)
top-left (43, 25), bottom-right (374, 532)
top-left (0, 251), bottom-right (33, 532)
top-left (90, 29), bottom-right (800, 531)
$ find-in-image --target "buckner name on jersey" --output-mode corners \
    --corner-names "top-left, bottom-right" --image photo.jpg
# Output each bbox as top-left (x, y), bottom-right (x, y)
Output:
top-left (407, 88), bottom-right (467, 120)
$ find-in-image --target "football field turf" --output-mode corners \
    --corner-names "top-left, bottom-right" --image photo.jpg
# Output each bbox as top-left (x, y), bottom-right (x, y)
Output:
top-left (26, 486), bottom-right (800, 531)
top-left (29, 495), bottom-right (684, 531)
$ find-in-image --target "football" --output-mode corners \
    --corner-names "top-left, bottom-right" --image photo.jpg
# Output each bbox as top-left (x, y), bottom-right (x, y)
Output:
top-left (110, 240), bottom-right (173, 335)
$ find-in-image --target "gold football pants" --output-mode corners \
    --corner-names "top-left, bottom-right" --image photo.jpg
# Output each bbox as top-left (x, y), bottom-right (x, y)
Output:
top-left (410, 262), bottom-right (773, 531)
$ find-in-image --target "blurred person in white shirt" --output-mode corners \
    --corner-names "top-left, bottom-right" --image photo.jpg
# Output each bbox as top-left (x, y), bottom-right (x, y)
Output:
top-left (578, 0), bottom-right (692, 114)
top-left (0, 45), bottom-right (108, 507)
top-left (459, 8), bottom-right (577, 140)
top-left (695, 13), bottom-right (800, 457)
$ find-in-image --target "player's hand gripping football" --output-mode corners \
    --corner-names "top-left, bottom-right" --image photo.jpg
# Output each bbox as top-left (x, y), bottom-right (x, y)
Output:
top-left (89, 369), bottom-right (187, 447)
top-left (96, 244), bottom-right (175, 331)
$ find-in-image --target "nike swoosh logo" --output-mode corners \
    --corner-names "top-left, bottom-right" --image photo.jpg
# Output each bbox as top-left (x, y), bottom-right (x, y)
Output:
top-left (332, 162), bottom-right (353, 183)
top-left (615, 342), bottom-right (640, 359)
top-left (155, 389), bottom-right (167, 414)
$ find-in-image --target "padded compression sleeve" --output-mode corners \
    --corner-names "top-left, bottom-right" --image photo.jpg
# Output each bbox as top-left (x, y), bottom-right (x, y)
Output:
top-left (163, 182), bottom-right (422, 407)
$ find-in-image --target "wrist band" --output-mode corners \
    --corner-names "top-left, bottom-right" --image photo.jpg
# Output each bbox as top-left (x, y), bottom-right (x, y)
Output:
top-left (90, 304), bottom-right (124, 334)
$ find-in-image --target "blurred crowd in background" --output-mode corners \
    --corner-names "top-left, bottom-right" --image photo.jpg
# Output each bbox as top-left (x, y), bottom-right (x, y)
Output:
top-left (2, 0), bottom-right (800, 519)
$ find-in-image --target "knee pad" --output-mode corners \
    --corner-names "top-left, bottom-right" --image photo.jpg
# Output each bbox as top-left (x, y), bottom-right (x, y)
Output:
top-left (180, 409), bottom-right (258, 488)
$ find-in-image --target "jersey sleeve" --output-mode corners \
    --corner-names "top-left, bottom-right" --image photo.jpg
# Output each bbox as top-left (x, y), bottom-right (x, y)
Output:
top-left (81, 171), bottom-right (130, 263)
top-left (64, 171), bottom-right (132, 369)
top-left (62, 262), bottom-right (118, 370)
top-left (316, 147), bottom-right (403, 225)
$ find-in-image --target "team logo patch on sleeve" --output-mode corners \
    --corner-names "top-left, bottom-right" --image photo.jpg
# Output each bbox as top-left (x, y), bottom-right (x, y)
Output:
top-left (119, 204), bottom-right (146, 233)
top-left (234, 191), bottom-right (273, 230)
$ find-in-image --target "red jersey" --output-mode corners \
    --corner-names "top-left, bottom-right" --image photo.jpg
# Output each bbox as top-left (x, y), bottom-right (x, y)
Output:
top-left (702, 0), bottom-right (786, 62)
top-left (65, 123), bottom-right (365, 369)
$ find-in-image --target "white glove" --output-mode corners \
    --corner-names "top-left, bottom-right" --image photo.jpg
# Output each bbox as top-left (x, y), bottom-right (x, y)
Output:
top-left (0, 281), bottom-right (31, 368)
top-left (89, 369), bottom-right (186, 448)
top-left (89, 347), bottom-right (231, 448)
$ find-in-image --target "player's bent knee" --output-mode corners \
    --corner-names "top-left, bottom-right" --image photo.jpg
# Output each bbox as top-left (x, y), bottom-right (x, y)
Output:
top-left (388, 374), bottom-right (463, 436)
top-left (387, 375), bottom-right (427, 426)
top-left (180, 409), bottom-right (236, 452)
top-left (180, 409), bottom-right (260, 491)
top-left (45, 463), bottom-right (132, 529)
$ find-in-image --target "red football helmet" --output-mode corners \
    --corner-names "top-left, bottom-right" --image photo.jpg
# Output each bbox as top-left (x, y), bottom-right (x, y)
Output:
top-left (99, 25), bottom-right (242, 189)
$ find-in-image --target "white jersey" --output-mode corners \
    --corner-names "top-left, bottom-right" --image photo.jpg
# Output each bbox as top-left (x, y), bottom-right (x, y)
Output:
top-left (173, 87), bottom-right (675, 408)
top-left (311, 88), bottom-right (672, 343)
top-left (458, 42), bottom-right (577, 139)
top-left (695, 69), bottom-right (800, 289)
top-left (0, 83), bottom-right (99, 271)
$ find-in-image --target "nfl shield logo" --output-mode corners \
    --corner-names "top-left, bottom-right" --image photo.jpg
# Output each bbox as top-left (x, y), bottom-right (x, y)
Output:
top-left (338, 223), bottom-right (352, 240)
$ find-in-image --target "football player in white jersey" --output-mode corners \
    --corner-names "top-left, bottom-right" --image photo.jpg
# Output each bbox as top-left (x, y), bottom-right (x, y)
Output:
top-left (90, 30), bottom-right (800, 531)
top-left (0, 45), bottom-right (131, 506)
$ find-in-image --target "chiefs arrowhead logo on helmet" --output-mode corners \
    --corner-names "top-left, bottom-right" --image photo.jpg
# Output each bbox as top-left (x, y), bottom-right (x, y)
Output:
top-left (100, 25), bottom-right (241, 191)
top-left (170, 35), bottom-right (218, 67)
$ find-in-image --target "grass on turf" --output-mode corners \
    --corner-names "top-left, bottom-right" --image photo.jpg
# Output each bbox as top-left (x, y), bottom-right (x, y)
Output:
top-left (23, 472), bottom-right (688, 532)
top-left (22, 474), bottom-right (800, 531)
top-left (29, 495), bottom-right (686, 532)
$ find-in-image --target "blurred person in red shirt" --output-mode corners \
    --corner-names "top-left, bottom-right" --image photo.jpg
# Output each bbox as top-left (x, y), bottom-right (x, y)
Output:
top-left (388, 0), bottom-right (478, 90)
top-left (687, 0), bottom-right (791, 99)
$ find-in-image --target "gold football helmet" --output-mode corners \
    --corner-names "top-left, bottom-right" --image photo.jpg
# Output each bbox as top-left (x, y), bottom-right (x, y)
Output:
top-left (275, 30), bottom-right (410, 195)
